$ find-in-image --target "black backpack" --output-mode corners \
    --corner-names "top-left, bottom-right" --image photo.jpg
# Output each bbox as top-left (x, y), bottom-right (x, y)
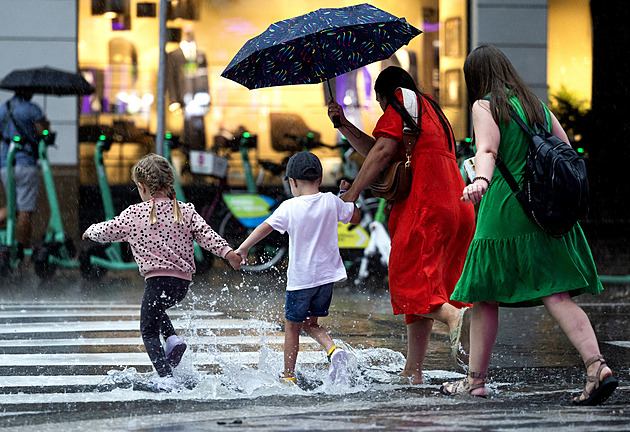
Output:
top-left (495, 104), bottom-right (589, 238)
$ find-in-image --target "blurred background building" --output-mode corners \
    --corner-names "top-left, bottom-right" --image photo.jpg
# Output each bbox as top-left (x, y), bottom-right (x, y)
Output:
top-left (0, 0), bottom-right (601, 240)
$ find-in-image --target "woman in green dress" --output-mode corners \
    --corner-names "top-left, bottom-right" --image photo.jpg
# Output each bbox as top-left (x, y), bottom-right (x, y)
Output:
top-left (440, 45), bottom-right (618, 406)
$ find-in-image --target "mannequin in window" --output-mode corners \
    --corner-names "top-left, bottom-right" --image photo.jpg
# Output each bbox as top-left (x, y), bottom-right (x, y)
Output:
top-left (166, 25), bottom-right (210, 151)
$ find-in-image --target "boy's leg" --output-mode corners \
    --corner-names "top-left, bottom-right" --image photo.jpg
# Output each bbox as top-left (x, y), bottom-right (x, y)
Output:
top-left (284, 319), bottom-right (302, 378)
top-left (302, 316), bottom-right (334, 352)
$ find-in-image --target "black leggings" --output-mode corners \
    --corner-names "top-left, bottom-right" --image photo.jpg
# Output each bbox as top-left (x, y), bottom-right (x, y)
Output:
top-left (140, 276), bottom-right (190, 377)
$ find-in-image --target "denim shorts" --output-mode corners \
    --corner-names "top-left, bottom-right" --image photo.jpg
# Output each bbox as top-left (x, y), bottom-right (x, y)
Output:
top-left (285, 282), bottom-right (334, 323)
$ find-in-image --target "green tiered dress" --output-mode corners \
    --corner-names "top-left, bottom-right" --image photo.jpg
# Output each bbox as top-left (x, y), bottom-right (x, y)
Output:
top-left (451, 97), bottom-right (602, 307)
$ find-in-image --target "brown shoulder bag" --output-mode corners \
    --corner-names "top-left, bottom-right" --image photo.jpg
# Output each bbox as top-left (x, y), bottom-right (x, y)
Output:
top-left (369, 127), bottom-right (417, 201)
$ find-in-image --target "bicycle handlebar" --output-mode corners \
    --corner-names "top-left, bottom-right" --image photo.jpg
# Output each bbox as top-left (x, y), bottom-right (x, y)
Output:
top-left (284, 133), bottom-right (341, 150)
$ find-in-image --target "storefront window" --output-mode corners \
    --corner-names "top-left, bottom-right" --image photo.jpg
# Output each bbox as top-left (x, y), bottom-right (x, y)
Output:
top-left (78, 0), bottom-right (467, 186)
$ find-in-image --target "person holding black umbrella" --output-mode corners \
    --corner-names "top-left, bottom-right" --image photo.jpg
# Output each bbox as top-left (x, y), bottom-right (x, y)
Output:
top-left (328, 66), bottom-right (476, 384)
top-left (0, 88), bottom-right (48, 250)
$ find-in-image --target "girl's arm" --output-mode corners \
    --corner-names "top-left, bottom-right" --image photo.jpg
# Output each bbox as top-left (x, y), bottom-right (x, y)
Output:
top-left (82, 212), bottom-right (131, 242)
top-left (190, 211), bottom-right (232, 257)
top-left (462, 99), bottom-right (500, 204)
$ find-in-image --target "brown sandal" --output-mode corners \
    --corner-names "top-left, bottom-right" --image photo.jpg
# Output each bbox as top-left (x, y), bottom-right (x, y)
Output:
top-left (440, 370), bottom-right (487, 398)
top-left (573, 354), bottom-right (618, 406)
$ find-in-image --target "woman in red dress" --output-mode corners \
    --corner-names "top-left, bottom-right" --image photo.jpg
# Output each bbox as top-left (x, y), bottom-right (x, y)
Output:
top-left (328, 66), bottom-right (475, 384)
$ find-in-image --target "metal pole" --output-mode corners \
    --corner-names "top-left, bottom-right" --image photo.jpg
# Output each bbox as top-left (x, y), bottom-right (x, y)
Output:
top-left (156, 0), bottom-right (168, 155)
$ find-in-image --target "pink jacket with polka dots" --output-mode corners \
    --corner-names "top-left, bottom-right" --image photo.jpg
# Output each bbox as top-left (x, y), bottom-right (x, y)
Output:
top-left (84, 198), bottom-right (232, 280)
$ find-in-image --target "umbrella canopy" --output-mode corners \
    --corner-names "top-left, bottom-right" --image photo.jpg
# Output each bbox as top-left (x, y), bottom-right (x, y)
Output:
top-left (221, 4), bottom-right (421, 90)
top-left (0, 66), bottom-right (94, 96)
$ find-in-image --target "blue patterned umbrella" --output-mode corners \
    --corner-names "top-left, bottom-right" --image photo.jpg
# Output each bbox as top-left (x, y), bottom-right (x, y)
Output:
top-left (221, 4), bottom-right (421, 91)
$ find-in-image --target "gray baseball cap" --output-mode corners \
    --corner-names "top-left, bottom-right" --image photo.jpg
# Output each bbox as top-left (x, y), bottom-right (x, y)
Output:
top-left (284, 152), bottom-right (322, 180)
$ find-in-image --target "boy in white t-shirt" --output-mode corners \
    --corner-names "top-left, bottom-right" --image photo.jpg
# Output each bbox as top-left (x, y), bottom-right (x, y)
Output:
top-left (236, 152), bottom-right (360, 385)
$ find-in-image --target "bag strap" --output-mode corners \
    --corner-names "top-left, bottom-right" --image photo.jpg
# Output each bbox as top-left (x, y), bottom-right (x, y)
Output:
top-left (398, 88), bottom-right (420, 168)
top-left (480, 96), bottom-right (538, 193)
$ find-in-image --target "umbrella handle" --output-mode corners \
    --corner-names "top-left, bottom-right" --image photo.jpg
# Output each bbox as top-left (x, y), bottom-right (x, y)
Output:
top-left (332, 115), bottom-right (342, 129)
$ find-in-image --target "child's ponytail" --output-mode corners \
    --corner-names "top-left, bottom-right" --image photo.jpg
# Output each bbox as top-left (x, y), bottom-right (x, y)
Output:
top-left (149, 197), bottom-right (158, 224)
top-left (171, 187), bottom-right (183, 225)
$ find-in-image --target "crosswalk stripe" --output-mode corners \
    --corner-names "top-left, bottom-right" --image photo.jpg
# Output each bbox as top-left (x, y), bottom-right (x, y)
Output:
top-left (0, 351), bottom-right (326, 367)
top-left (0, 335), bottom-right (313, 347)
top-left (0, 318), bottom-right (278, 334)
top-left (0, 310), bottom-right (224, 319)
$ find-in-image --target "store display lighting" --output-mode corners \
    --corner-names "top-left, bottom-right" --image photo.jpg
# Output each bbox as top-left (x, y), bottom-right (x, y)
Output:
top-left (104, 0), bottom-right (127, 19)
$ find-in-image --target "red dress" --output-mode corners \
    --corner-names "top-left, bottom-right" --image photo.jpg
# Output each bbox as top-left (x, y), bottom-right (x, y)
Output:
top-left (373, 92), bottom-right (475, 324)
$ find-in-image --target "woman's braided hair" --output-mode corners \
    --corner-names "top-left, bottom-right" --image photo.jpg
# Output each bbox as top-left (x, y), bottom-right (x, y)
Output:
top-left (131, 153), bottom-right (183, 225)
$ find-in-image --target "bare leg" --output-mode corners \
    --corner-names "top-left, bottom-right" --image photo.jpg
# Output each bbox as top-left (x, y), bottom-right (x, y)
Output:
top-left (542, 292), bottom-right (612, 402)
top-left (417, 302), bottom-right (463, 334)
top-left (468, 301), bottom-right (498, 395)
top-left (284, 320), bottom-right (302, 378)
top-left (0, 207), bottom-right (7, 227)
top-left (301, 316), bottom-right (334, 353)
top-left (400, 319), bottom-right (433, 384)
top-left (16, 211), bottom-right (33, 248)
top-left (442, 301), bottom-right (498, 396)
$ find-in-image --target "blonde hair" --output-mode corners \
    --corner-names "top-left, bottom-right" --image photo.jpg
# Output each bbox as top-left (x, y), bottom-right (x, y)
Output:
top-left (131, 153), bottom-right (183, 225)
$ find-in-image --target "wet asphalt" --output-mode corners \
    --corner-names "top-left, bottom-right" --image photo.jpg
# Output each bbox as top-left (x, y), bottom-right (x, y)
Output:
top-left (0, 257), bottom-right (629, 431)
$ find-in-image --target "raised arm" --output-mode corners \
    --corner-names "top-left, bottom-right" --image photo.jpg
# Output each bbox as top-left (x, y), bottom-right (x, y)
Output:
top-left (327, 98), bottom-right (375, 157)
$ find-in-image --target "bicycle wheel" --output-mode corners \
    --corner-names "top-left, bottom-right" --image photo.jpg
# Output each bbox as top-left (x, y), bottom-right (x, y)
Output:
top-left (218, 212), bottom-right (288, 272)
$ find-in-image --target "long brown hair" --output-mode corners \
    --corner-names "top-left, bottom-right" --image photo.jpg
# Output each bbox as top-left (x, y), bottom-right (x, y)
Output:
top-left (463, 45), bottom-right (545, 126)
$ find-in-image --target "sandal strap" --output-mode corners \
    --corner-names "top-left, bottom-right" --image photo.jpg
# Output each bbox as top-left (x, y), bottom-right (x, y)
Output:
top-left (469, 381), bottom-right (486, 391)
top-left (468, 370), bottom-right (487, 380)
top-left (584, 354), bottom-right (604, 369)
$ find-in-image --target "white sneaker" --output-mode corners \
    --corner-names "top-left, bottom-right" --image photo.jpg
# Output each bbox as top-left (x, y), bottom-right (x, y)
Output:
top-left (328, 348), bottom-right (349, 385)
top-left (165, 335), bottom-right (187, 368)
top-left (152, 377), bottom-right (175, 393)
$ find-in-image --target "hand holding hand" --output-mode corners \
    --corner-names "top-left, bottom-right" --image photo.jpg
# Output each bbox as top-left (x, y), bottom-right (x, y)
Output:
top-left (339, 179), bottom-right (352, 193)
top-left (226, 250), bottom-right (243, 270)
top-left (234, 247), bottom-right (248, 266)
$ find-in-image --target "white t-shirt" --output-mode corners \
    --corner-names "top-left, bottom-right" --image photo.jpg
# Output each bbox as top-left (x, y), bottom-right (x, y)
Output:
top-left (265, 192), bottom-right (355, 291)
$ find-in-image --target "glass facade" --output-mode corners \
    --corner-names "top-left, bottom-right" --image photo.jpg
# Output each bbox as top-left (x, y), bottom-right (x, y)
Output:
top-left (78, 0), bottom-right (471, 186)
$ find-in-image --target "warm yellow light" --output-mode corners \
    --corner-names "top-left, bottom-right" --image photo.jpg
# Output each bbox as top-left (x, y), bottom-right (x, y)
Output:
top-left (103, 11), bottom-right (117, 19)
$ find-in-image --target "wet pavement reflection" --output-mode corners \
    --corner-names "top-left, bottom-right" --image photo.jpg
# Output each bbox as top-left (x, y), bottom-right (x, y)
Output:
top-left (0, 262), bottom-right (628, 431)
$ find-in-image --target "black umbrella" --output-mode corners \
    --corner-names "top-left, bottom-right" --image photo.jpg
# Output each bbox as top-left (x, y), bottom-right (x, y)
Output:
top-left (0, 66), bottom-right (94, 96)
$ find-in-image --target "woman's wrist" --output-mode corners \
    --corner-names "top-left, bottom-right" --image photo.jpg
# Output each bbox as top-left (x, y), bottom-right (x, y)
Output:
top-left (474, 176), bottom-right (491, 187)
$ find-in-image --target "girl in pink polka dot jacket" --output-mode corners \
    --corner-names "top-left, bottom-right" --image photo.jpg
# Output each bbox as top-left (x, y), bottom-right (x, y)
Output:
top-left (83, 153), bottom-right (242, 387)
